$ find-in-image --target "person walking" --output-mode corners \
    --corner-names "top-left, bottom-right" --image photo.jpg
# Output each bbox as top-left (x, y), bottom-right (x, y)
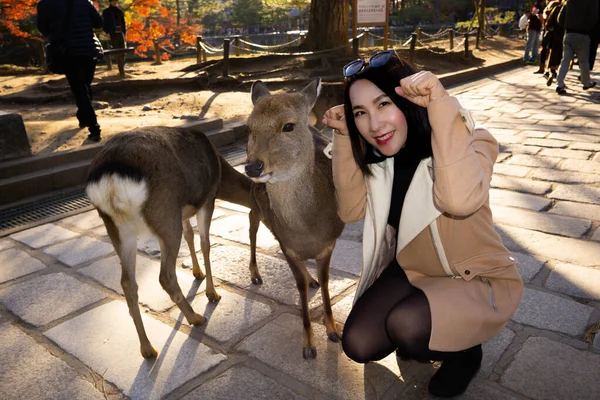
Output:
top-left (524, 8), bottom-right (542, 64)
top-left (323, 51), bottom-right (523, 398)
top-left (102, 0), bottom-right (127, 77)
top-left (37, 0), bottom-right (103, 142)
top-left (555, 0), bottom-right (599, 95)
top-left (543, 0), bottom-right (566, 86)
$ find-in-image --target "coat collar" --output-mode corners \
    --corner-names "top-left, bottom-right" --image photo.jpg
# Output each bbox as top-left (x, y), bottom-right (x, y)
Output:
top-left (368, 157), bottom-right (443, 254)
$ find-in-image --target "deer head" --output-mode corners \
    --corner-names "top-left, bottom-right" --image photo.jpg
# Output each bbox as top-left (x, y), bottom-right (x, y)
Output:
top-left (245, 78), bottom-right (321, 184)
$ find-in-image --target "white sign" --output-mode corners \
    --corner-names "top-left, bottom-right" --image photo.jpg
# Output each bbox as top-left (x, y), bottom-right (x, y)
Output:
top-left (357, 0), bottom-right (387, 25)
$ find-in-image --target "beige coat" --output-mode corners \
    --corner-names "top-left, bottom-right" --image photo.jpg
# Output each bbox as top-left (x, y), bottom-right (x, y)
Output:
top-left (332, 95), bottom-right (523, 352)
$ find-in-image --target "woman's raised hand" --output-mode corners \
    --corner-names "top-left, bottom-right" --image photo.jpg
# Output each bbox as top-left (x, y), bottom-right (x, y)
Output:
top-left (322, 105), bottom-right (349, 136)
top-left (395, 71), bottom-right (448, 108)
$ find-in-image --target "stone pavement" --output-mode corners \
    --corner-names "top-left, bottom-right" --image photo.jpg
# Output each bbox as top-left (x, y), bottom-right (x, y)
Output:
top-left (1, 65), bottom-right (600, 400)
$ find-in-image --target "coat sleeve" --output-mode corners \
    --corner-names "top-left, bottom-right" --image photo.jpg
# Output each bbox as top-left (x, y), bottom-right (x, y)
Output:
top-left (427, 95), bottom-right (498, 217)
top-left (331, 133), bottom-right (367, 223)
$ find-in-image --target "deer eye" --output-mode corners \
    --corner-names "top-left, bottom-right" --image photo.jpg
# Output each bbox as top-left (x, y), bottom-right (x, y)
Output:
top-left (282, 123), bottom-right (295, 132)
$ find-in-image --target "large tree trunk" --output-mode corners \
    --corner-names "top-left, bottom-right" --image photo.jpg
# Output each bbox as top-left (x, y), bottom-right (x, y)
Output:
top-left (301, 0), bottom-right (349, 51)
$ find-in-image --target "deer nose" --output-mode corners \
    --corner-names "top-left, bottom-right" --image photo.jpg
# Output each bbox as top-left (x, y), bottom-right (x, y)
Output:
top-left (245, 161), bottom-right (264, 177)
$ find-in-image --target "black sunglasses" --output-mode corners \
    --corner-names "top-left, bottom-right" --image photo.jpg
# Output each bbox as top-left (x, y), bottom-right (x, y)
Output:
top-left (343, 50), bottom-right (396, 78)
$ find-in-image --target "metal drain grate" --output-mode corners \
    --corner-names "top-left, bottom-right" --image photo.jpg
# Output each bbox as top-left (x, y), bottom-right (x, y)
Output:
top-left (0, 188), bottom-right (92, 236)
top-left (221, 147), bottom-right (247, 166)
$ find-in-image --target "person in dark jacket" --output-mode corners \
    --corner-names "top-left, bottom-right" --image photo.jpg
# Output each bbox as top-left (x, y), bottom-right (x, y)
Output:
top-left (555, 0), bottom-right (599, 95)
top-left (589, 4), bottom-right (600, 71)
top-left (37, 0), bottom-right (103, 141)
top-left (102, 0), bottom-right (126, 77)
top-left (524, 8), bottom-right (542, 63)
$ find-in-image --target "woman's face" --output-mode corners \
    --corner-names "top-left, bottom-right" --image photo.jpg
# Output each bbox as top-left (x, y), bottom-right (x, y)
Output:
top-left (349, 79), bottom-right (408, 157)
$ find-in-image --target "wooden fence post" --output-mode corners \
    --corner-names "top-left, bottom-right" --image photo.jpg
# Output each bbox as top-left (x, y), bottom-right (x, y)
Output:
top-left (353, 37), bottom-right (359, 57)
top-left (448, 29), bottom-right (454, 50)
top-left (416, 27), bottom-right (422, 41)
top-left (153, 40), bottom-right (162, 65)
top-left (222, 38), bottom-right (230, 77)
top-left (196, 35), bottom-right (202, 64)
top-left (234, 35), bottom-right (240, 56)
top-left (408, 33), bottom-right (417, 63)
top-left (464, 33), bottom-right (469, 57)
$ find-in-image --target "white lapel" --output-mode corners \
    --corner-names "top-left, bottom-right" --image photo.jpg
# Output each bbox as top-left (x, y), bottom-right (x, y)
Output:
top-left (397, 157), bottom-right (443, 254)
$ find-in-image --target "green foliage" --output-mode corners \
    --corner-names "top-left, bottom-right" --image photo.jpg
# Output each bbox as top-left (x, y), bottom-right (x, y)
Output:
top-left (231, 0), bottom-right (263, 27)
top-left (455, 7), bottom-right (516, 29)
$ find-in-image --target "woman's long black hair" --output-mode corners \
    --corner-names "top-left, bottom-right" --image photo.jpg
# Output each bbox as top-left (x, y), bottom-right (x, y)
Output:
top-left (343, 53), bottom-right (433, 176)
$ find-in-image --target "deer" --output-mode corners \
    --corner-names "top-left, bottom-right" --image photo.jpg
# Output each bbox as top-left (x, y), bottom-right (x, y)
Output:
top-left (86, 125), bottom-right (261, 359)
top-left (244, 78), bottom-right (345, 359)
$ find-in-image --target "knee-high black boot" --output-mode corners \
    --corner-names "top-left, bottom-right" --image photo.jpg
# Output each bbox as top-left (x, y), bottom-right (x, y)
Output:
top-left (427, 344), bottom-right (482, 398)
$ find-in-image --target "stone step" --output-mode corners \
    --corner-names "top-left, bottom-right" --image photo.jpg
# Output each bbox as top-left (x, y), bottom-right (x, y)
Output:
top-left (0, 118), bottom-right (241, 206)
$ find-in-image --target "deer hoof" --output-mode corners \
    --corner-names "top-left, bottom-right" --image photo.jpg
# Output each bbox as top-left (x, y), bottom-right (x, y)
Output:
top-left (302, 346), bottom-right (317, 359)
top-left (189, 313), bottom-right (206, 326)
top-left (309, 279), bottom-right (320, 289)
top-left (251, 276), bottom-right (263, 285)
top-left (140, 344), bottom-right (158, 359)
top-left (193, 271), bottom-right (206, 281)
top-left (207, 292), bottom-right (221, 303)
top-left (327, 331), bottom-right (342, 343)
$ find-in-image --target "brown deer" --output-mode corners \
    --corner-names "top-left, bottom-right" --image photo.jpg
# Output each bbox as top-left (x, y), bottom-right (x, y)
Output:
top-left (86, 126), bottom-right (260, 358)
top-left (244, 78), bottom-right (345, 359)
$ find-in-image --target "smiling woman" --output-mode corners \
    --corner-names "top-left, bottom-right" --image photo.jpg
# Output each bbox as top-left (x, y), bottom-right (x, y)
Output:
top-left (323, 51), bottom-right (524, 398)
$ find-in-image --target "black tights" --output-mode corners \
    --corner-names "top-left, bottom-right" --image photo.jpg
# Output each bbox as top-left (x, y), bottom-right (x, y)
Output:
top-left (342, 260), bottom-right (448, 363)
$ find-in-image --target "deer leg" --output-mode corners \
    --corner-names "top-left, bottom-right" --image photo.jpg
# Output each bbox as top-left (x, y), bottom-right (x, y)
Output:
top-left (157, 220), bottom-right (205, 326)
top-left (248, 208), bottom-right (262, 284)
top-left (183, 218), bottom-right (205, 280)
top-left (197, 196), bottom-right (221, 302)
top-left (316, 247), bottom-right (342, 343)
top-left (283, 252), bottom-right (316, 359)
top-left (101, 213), bottom-right (157, 358)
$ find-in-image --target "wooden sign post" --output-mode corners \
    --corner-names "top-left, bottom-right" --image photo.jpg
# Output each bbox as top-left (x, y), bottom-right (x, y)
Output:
top-left (352, 0), bottom-right (389, 50)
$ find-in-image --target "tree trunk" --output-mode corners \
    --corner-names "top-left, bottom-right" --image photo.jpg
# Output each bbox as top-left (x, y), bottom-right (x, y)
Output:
top-left (301, 0), bottom-right (349, 51)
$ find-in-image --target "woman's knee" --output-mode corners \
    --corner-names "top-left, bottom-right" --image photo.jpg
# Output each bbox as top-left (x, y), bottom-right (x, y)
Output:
top-left (341, 322), bottom-right (388, 364)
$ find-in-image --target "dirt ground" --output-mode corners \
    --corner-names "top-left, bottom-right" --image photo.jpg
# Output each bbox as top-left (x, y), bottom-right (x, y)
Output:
top-left (0, 36), bottom-right (523, 155)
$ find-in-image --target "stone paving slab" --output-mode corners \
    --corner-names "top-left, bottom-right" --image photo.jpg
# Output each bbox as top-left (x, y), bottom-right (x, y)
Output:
top-left (497, 224), bottom-right (600, 266)
top-left (545, 263), bottom-right (600, 301)
top-left (511, 287), bottom-right (595, 336)
top-left (331, 294), bottom-right (354, 325)
top-left (520, 130), bottom-right (549, 138)
top-left (548, 201), bottom-right (600, 221)
top-left (209, 214), bottom-right (280, 250)
top-left (528, 168), bottom-right (600, 184)
top-left (43, 236), bottom-right (115, 267)
top-left (79, 255), bottom-right (204, 312)
top-left (490, 175), bottom-right (552, 195)
top-left (0, 248), bottom-right (46, 283)
top-left (44, 301), bottom-right (227, 400)
top-left (560, 159), bottom-right (600, 175)
top-left (187, 245), bottom-right (356, 310)
top-left (548, 185), bottom-right (600, 205)
top-left (0, 324), bottom-right (105, 400)
top-left (540, 148), bottom-right (593, 160)
top-left (340, 221), bottom-right (364, 241)
top-left (521, 138), bottom-right (567, 148)
top-left (511, 252), bottom-right (545, 284)
top-left (549, 132), bottom-right (598, 143)
top-left (0, 238), bottom-right (14, 251)
top-left (238, 313), bottom-right (403, 400)
top-left (10, 223), bottom-right (79, 249)
top-left (181, 366), bottom-right (307, 400)
top-left (137, 235), bottom-right (201, 259)
top-left (59, 210), bottom-right (104, 230)
top-left (505, 154), bottom-right (562, 168)
top-left (593, 228), bottom-right (600, 242)
top-left (500, 336), bottom-right (600, 400)
top-left (493, 164), bottom-right (530, 178)
top-left (489, 189), bottom-right (551, 211)
top-left (569, 141), bottom-right (600, 152)
top-left (499, 144), bottom-right (541, 155)
top-left (491, 205), bottom-right (591, 238)
top-left (0, 272), bottom-right (107, 326)
top-left (170, 288), bottom-right (273, 343)
top-left (330, 239), bottom-right (363, 276)
top-left (479, 328), bottom-right (515, 378)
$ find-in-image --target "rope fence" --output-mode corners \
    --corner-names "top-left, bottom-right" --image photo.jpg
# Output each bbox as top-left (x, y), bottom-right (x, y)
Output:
top-left (144, 25), bottom-right (514, 75)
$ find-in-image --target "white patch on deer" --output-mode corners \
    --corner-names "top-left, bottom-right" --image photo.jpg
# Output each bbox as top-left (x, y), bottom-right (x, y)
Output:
top-left (86, 175), bottom-right (150, 235)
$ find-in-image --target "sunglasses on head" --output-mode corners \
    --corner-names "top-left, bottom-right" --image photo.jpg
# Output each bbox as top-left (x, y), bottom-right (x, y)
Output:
top-left (342, 50), bottom-right (396, 78)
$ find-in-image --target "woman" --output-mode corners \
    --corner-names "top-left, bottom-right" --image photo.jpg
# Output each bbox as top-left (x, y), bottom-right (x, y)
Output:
top-left (543, 0), bottom-right (565, 86)
top-left (323, 51), bottom-right (523, 398)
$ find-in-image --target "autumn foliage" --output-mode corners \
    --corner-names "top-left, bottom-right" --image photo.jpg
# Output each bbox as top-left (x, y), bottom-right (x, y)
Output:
top-left (0, 0), bottom-right (203, 61)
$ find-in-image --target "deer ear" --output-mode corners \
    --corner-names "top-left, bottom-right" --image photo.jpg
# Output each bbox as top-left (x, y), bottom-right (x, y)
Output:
top-left (251, 80), bottom-right (271, 105)
top-left (300, 77), bottom-right (322, 110)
